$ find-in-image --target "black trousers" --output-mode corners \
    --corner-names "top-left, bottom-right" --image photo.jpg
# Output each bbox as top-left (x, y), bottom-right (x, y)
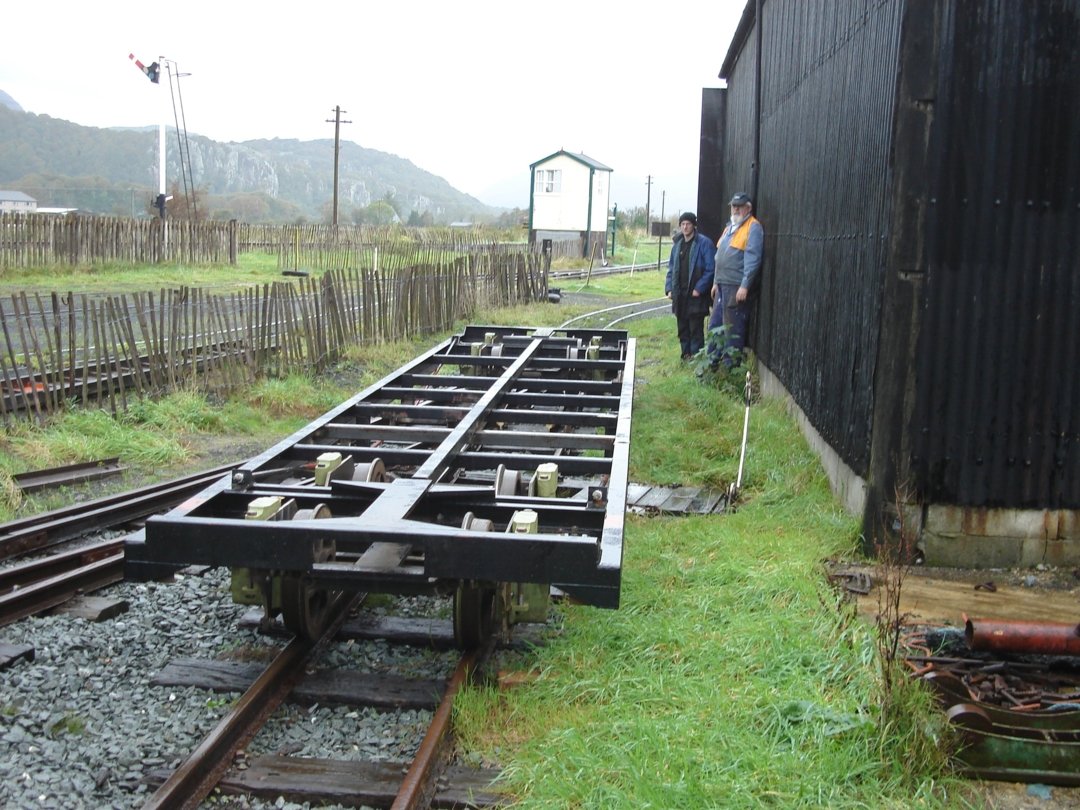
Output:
top-left (675, 311), bottom-right (707, 358)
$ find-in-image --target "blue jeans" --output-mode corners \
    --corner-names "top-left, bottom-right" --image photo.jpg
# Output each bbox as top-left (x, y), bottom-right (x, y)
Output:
top-left (707, 284), bottom-right (750, 366)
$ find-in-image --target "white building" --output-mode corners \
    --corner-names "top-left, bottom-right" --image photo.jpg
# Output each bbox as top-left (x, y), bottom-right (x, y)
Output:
top-left (528, 150), bottom-right (612, 259)
top-left (0, 190), bottom-right (37, 213)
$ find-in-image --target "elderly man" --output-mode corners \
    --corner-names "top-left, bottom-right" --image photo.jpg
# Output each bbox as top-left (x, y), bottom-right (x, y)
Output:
top-left (709, 192), bottom-right (763, 368)
top-left (665, 211), bottom-right (715, 360)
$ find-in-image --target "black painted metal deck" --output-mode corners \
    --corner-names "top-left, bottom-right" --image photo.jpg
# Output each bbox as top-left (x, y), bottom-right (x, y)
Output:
top-left (129, 325), bottom-right (634, 608)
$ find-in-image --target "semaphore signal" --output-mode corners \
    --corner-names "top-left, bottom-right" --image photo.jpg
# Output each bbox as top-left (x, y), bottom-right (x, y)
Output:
top-left (128, 53), bottom-right (160, 83)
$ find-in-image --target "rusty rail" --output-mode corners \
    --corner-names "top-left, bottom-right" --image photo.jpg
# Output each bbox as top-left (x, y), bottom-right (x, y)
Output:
top-left (0, 545), bottom-right (124, 626)
top-left (12, 457), bottom-right (126, 493)
top-left (143, 592), bottom-right (364, 810)
top-left (0, 463), bottom-right (238, 560)
top-left (393, 647), bottom-right (482, 809)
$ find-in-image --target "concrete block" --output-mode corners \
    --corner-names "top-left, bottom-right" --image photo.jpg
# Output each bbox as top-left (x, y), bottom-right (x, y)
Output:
top-left (1023, 537), bottom-right (1080, 567)
top-left (920, 531), bottom-right (1024, 568)
top-left (1058, 511), bottom-right (1080, 541)
top-left (961, 508), bottom-right (1055, 539)
top-left (926, 504), bottom-right (963, 535)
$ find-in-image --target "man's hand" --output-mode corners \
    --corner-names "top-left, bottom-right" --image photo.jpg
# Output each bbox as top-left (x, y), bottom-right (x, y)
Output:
top-left (691, 289), bottom-right (700, 297)
top-left (736, 286), bottom-right (748, 303)
top-left (665, 291), bottom-right (671, 298)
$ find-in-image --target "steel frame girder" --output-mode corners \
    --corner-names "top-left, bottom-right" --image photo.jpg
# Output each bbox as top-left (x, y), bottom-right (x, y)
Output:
top-left (141, 326), bottom-right (635, 608)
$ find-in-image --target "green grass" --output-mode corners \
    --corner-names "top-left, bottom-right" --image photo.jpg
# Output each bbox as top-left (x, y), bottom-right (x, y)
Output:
top-left (451, 309), bottom-right (964, 808)
top-left (0, 251), bottom-right (282, 292)
top-left (0, 240), bottom-right (669, 295)
top-left (0, 374), bottom-right (358, 521)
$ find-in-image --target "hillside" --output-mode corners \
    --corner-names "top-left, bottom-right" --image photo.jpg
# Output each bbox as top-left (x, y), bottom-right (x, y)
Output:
top-left (0, 101), bottom-right (497, 224)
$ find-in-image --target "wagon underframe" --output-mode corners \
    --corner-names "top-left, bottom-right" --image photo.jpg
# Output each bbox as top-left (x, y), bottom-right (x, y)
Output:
top-left (130, 325), bottom-right (635, 619)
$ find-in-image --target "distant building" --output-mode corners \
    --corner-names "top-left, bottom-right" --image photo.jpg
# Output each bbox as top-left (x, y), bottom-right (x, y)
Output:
top-left (0, 190), bottom-right (37, 213)
top-left (528, 150), bottom-right (612, 259)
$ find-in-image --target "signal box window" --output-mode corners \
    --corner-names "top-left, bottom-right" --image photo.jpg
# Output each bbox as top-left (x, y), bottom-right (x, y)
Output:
top-left (536, 169), bottom-right (562, 193)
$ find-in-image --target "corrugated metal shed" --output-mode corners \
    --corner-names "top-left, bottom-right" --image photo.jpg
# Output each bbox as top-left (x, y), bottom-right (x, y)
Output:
top-left (702, 0), bottom-right (1080, 549)
top-left (706, 0), bottom-right (902, 474)
top-left (911, 0), bottom-right (1080, 509)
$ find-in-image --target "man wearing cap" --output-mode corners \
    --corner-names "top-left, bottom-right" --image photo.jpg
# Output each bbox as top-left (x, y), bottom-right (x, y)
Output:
top-left (709, 192), bottom-right (764, 367)
top-left (665, 212), bottom-right (715, 360)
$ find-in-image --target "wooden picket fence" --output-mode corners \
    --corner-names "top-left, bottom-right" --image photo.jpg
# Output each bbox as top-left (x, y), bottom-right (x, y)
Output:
top-left (0, 214), bottom-right (568, 270)
top-left (0, 213), bottom-right (239, 268)
top-left (0, 246), bottom-right (549, 421)
top-left (0, 213), bottom-right (425, 270)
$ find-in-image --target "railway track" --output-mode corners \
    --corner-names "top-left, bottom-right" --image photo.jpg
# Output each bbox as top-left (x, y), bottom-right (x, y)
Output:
top-left (0, 463), bottom-right (245, 627)
top-left (143, 595), bottom-right (497, 808)
top-left (1, 562), bottom-right (503, 808)
top-left (0, 462), bottom-right (239, 561)
top-left (549, 260), bottom-right (665, 281)
top-left (560, 297), bottom-right (669, 330)
top-left (0, 538), bottom-right (124, 627)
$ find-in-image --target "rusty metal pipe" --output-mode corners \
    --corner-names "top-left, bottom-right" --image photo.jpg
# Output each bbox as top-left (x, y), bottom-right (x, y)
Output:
top-left (966, 618), bottom-right (1080, 656)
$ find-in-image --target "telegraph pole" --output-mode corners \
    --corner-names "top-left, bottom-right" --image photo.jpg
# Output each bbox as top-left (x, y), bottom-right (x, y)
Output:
top-left (657, 190), bottom-right (666, 268)
top-left (326, 106), bottom-right (352, 226)
top-left (645, 175), bottom-right (652, 232)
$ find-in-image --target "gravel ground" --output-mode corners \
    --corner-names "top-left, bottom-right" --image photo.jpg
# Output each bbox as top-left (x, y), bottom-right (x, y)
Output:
top-left (0, 567), bottom-right (459, 809)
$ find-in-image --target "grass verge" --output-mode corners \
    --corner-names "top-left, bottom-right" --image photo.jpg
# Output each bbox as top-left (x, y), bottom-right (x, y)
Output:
top-left (0, 376), bottom-right (356, 521)
top-left (0, 251), bottom-right (283, 293)
top-left (452, 314), bottom-right (962, 808)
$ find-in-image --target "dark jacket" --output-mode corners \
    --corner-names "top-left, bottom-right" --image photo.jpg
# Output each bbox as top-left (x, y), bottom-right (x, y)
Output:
top-left (665, 230), bottom-right (715, 317)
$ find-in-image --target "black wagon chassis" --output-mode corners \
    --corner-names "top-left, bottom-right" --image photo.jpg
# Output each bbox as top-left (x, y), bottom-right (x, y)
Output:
top-left (129, 325), bottom-right (635, 631)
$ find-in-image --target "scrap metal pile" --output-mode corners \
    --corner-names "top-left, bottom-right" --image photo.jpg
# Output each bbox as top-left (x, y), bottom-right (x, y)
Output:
top-left (907, 619), bottom-right (1080, 785)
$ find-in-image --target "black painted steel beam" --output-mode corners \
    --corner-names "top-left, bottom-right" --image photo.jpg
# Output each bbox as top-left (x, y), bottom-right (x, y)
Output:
top-left (139, 326), bottom-right (634, 608)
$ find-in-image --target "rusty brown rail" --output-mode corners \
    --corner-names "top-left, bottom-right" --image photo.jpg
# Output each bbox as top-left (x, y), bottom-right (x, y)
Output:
top-left (0, 545), bottom-right (123, 627)
top-left (142, 592), bottom-right (364, 810)
top-left (12, 457), bottom-right (126, 493)
top-left (0, 463), bottom-right (238, 560)
top-left (393, 648), bottom-right (482, 809)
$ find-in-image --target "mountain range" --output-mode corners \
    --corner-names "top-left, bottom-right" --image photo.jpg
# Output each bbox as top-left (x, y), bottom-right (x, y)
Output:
top-left (0, 92), bottom-right (501, 224)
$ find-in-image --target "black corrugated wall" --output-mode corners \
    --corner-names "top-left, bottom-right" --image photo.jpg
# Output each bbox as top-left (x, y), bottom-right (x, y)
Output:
top-left (717, 0), bottom-right (904, 475)
top-left (911, 0), bottom-right (1080, 508)
top-left (708, 0), bottom-right (1080, 536)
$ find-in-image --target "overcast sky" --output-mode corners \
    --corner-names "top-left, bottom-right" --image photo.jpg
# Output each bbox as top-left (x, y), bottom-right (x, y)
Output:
top-left (2, 1), bottom-right (744, 212)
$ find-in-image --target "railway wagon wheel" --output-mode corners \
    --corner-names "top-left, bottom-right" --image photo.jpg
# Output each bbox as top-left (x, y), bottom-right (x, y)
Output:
top-left (453, 512), bottom-right (506, 648)
top-left (281, 505), bottom-right (336, 639)
top-left (453, 581), bottom-right (499, 649)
